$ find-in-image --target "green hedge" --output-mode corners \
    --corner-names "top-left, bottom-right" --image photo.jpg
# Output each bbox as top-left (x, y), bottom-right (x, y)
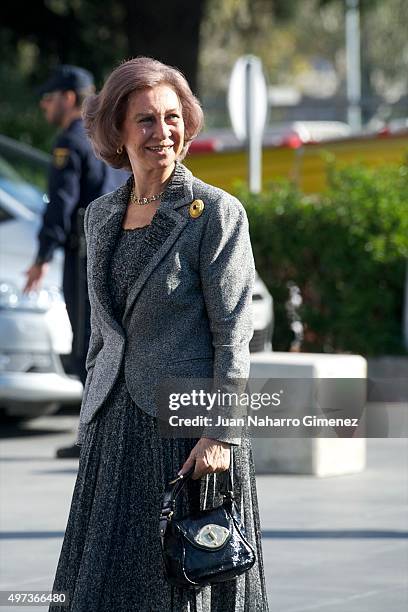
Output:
top-left (238, 160), bottom-right (408, 356)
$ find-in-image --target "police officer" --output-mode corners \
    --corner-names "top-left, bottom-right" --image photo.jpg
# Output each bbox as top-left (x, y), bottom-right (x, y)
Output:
top-left (24, 65), bottom-right (126, 458)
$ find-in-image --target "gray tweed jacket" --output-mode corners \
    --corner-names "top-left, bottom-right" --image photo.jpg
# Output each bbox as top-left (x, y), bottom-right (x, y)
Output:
top-left (75, 162), bottom-right (255, 446)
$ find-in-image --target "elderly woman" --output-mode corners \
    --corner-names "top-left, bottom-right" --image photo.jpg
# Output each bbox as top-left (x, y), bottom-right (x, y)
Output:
top-left (49, 57), bottom-right (269, 611)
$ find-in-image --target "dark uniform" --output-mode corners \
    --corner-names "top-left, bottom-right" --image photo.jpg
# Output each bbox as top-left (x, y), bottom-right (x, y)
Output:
top-left (36, 117), bottom-right (126, 385)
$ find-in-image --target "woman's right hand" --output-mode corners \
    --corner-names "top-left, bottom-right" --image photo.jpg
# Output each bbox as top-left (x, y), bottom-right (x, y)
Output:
top-left (178, 437), bottom-right (231, 480)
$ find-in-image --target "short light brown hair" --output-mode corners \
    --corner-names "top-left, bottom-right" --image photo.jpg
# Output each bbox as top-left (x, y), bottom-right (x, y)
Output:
top-left (83, 57), bottom-right (204, 170)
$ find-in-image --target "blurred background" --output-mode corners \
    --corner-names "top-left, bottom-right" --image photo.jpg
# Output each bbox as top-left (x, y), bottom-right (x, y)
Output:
top-left (0, 2), bottom-right (407, 609)
top-left (1, 0), bottom-right (407, 146)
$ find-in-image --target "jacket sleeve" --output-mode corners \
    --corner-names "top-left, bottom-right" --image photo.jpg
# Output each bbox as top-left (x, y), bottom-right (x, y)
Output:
top-left (37, 134), bottom-right (82, 263)
top-left (84, 203), bottom-right (104, 373)
top-left (198, 195), bottom-right (255, 445)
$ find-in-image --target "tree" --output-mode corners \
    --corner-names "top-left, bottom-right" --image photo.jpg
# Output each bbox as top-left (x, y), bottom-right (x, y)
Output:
top-left (1, 0), bottom-right (406, 147)
top-left (122, 0), bottom-right (205, 92)
top-left (0, 0), bottom-right (206, 148)
top-left (316, 0), bottom-right (408, 119)
top-left (1, 0), bottom-right (127, 85)
top-left (199, 0), bottom-right (408, 125)
top-left (0, 0), bottom-right (205, 89)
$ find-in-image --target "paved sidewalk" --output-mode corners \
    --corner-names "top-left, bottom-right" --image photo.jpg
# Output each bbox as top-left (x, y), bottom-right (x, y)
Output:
top-left (0, 415), bottom-right (407, 611)
top-left (257, 437), bottom-right (408, 611)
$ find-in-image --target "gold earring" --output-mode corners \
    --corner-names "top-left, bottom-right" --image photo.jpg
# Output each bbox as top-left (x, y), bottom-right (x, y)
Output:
top-left (116, 145), bottom-right (123, 155)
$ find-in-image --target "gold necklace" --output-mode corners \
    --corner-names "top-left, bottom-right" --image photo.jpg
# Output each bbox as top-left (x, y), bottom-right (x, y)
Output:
top-left (130, 185), bottom-right (164, 206)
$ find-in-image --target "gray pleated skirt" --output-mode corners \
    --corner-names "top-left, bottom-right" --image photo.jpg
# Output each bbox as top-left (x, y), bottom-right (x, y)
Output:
top-left (49, 364), bottom-right (269, 611)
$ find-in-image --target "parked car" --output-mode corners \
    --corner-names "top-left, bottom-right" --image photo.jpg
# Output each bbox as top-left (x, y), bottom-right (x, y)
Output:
top-left (0, 137), bottom-right (274, 419)
top-left (0, 153), bottom-right (82, 421)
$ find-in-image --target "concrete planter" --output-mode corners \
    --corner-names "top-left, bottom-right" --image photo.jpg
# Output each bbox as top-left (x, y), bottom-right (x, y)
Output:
top-left (249, 352), bottom-right (367, 476)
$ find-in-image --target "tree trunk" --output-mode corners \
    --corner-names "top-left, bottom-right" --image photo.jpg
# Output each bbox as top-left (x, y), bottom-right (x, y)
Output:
top-left (122, 0), bottom-right (205, 93)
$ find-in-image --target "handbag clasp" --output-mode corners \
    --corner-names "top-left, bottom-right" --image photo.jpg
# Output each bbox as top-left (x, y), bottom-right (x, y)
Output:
top-left (194, 524), bottom-right (230, 548)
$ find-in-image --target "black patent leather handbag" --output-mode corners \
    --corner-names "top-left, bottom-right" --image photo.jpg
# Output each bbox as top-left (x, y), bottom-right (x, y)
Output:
top-left (159, 451), bottom-right (256, 588)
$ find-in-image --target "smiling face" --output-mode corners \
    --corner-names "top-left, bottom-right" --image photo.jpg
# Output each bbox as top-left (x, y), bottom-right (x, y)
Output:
top-left (121, 84), bottom-right (185, 180)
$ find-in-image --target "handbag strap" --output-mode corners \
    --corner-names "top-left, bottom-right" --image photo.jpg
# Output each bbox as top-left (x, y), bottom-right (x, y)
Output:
top-left (159, 448), bottom-right (235, 546)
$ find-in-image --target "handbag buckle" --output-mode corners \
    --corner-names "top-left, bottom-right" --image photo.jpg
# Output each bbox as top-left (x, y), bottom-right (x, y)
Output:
top-left (194, 524), bottom-right (230, 548)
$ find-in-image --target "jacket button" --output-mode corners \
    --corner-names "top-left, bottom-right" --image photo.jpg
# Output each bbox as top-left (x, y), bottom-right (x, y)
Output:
top-left (189, 199), bottom-right (205, 219)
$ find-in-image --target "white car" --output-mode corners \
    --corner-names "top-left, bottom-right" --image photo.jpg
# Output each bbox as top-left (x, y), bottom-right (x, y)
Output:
top-left (0, 153), bottom-right (82, 420)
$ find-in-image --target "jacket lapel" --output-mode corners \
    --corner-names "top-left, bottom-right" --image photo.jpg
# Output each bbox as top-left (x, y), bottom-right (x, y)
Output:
top-left (88, 163), bottom-right (194, 333)
top-left (121, 162), bottom-right (193, 325)
top-left (88, 179), bottom-right (130, 336)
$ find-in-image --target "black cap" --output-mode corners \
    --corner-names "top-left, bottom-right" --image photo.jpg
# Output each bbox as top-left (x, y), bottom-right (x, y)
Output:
top-left (37, 65), bottom-right (94, 96)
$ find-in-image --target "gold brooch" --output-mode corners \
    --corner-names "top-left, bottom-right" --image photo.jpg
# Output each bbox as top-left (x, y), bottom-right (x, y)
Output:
top-left (189, 199), bottom-right (205, 219)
